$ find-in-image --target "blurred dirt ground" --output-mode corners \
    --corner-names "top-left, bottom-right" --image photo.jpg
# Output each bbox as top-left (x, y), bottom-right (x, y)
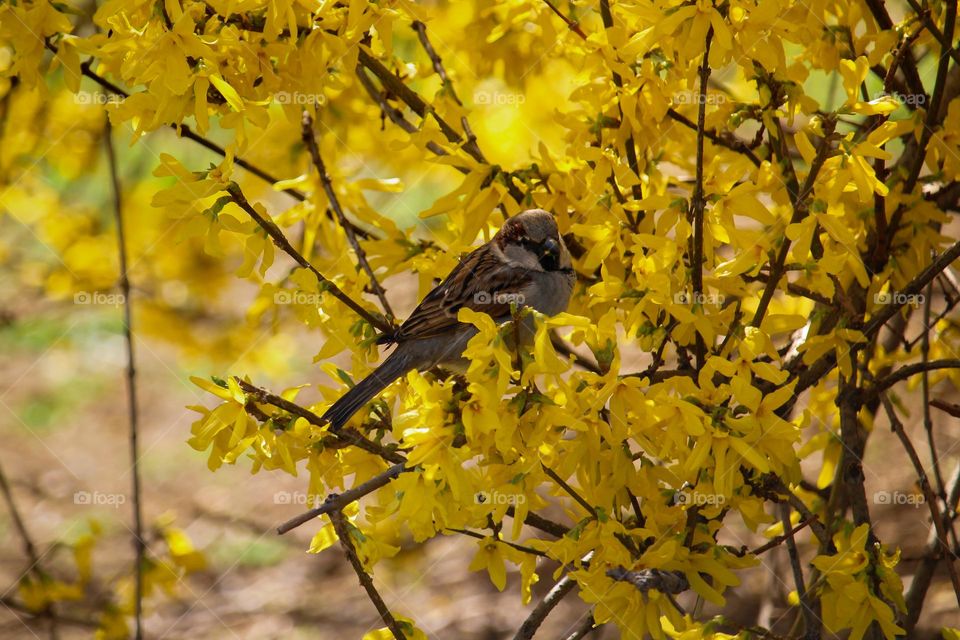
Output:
top-left (2, 284), bottom-right (960, 639)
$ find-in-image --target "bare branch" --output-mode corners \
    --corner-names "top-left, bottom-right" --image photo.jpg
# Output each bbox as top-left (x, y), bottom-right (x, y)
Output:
top-left (870, 359), bottom-right (960, 395)
top-left (690, 27), bottom-right (714, 370)
top-left (0, 460), bottom-right (59, 639)
top-left (779, 504), bottom-right (820, 639)
top-left (105, 117), bottom-right (144, 640)
top-left (234, 378), bottom-right (405, 464)
top-left (225, 183), bottom-right (395, 334)
top-left (278, 464), bottom-right (406, 535)
top-left (301, 111), bottom-right (394, 319)
top-left (541, 0), bottom-right (588, 39)
top-left (512, 574), bottom-right (578, 640)
top-left (880, 395), bottom-right (960, 607)
top-left (751, 120), bottom-right (835, 329)
top-left (329, 510), bottom-right (408, 639)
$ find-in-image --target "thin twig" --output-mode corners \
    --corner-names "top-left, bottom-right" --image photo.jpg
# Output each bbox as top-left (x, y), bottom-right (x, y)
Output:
top-left (0, 596), bottom-right (97, 629)
top-left (105, 118), bottom-right (144, 640)
top-left (329, 510), bottom-right (407, 639)
top-left (301, 111), bottom-right (394, 319)
top-left (235, 378), bottom-right (406, 464)
top-left (880, 395), bottom-right (960, 607)
top-left (599, 0), bottom-right (643, 210)
top-left (542, 464), bottom-right (596, 518)
top-left (779, 504), bottom-right (820, 639)
top-left (564, 612), bottom-right (598, 640)
top-left (690, 27), bottom-right (714, 370)
top-left (0, 460), bottom-right (59, 640)
top-left (665, 108), bottom-right (762, 167)
top-left (870, 359), bottom-right (960, 395)
top-left (904, 462), bottom-right (960, 631)
top-left (446, 528), bottom-right (546, 557)
top-left (541, 0), bottom-right (588, 39)
top-left (549, 331), bottom-right (602, 374)
top-left (788, 237), bottom-right (960, 409)
top-left (752, 121), bottom-right (834, 329)
top-left (411, 20), bottom-right (482, 157)
top-left (885, 0), bottom-right (958, 256)
top-left (904, 0), bottom-right (960, 66)
top-left (747, 515), bottom-right (819, 556)
top-left (512, 574), bottom-right (578, 640)
top-left (279, 464), bottom-right (405, 534)
top-left (225, 183), bottom-right (394, 334)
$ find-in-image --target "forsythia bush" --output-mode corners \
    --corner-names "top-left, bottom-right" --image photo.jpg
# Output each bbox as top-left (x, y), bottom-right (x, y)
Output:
top-left (4, 0), bottom-right (960, 637)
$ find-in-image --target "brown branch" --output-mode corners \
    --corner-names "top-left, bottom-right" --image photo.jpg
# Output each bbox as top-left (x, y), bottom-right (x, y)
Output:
top-left (225, 183), bottom-right (394, 334)
top-left (564, 613), bottom-right (599, 640)
top-left (234, 379), bottom-right (405, 464)
top-left (747, 514), bottom-right (818, 556)
top-left (278, 463), bottom-right (406, 535)
top-left (329, 510), bottom-right (408, 639)
top-left (599, 0), bottom-right (644, 210)
top-left (0, 461), bottom-right (59, 640)
top-left (665, 108), bottom-right (762, 167)
top-left (355, 67), bottom-right (459, 163)
top-left (863, 0), bottom-right (928, 97)
top-left (751, 121), bottom-right (834, 329)
top-left (779, 504), bottom-right (820, 639)
top-left (885, 0), bottom-right (958, 255)
top-left (301, 111), bottom-right (394, 319)
top-left (931, 398), bottom-right (960, 418)
top-left (870, 359), bottom-right (960, 395)
top-left (789, 237), bottom-right (960, 406)
top-left (923, 280), bottom-right (948, 500)
top-left (880, 395), bottom-right (960, 607)
top-left (690, 27), bottom-right (714, 370)
top-left (355, 49), bottom-right (525, 204)
top-left (904, 0), bottom-right (960, 67)
top-left (104, 118), bottom-right (144, 640)
top-left (742, 272), bottom-right (835, 308)
top-left (506, 507), bottom-right (570, 538)
top-left (411, 20), bottom-right (482, 156)
top-left (904, 461), bottom-right (960, 630)
top-left (0, 596), bottom-right (97, 629)
top-left (549, 331), bottom-right (602, 374)
top-left (512, 574), bottom-right (578, 640)
top-left (446, 528), bottom-right (546, 557)
top-left (542, 464), bottom-right (596, 518)
top-left (541, 0), bottom-right (588, 39)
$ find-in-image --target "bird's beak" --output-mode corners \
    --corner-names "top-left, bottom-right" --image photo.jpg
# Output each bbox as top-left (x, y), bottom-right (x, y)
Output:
top-left (540, 237), bottom-right (559, 260)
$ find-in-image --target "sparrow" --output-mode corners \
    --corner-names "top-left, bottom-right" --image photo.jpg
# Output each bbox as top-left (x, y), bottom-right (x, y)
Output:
top-left (322, 208), bottom-right (576, 430)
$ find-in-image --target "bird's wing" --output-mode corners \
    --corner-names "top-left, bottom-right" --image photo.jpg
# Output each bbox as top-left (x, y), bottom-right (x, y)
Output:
top-left (389, 245), bottom-right (532, 342)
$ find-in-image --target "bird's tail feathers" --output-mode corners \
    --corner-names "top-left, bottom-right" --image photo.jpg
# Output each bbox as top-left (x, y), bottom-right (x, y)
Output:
top-left (321, 351), bottom-right (410, 430)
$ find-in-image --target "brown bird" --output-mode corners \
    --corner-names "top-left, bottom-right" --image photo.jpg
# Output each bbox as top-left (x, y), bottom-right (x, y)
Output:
top-left (322, 208), bottom-right (576, 429)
